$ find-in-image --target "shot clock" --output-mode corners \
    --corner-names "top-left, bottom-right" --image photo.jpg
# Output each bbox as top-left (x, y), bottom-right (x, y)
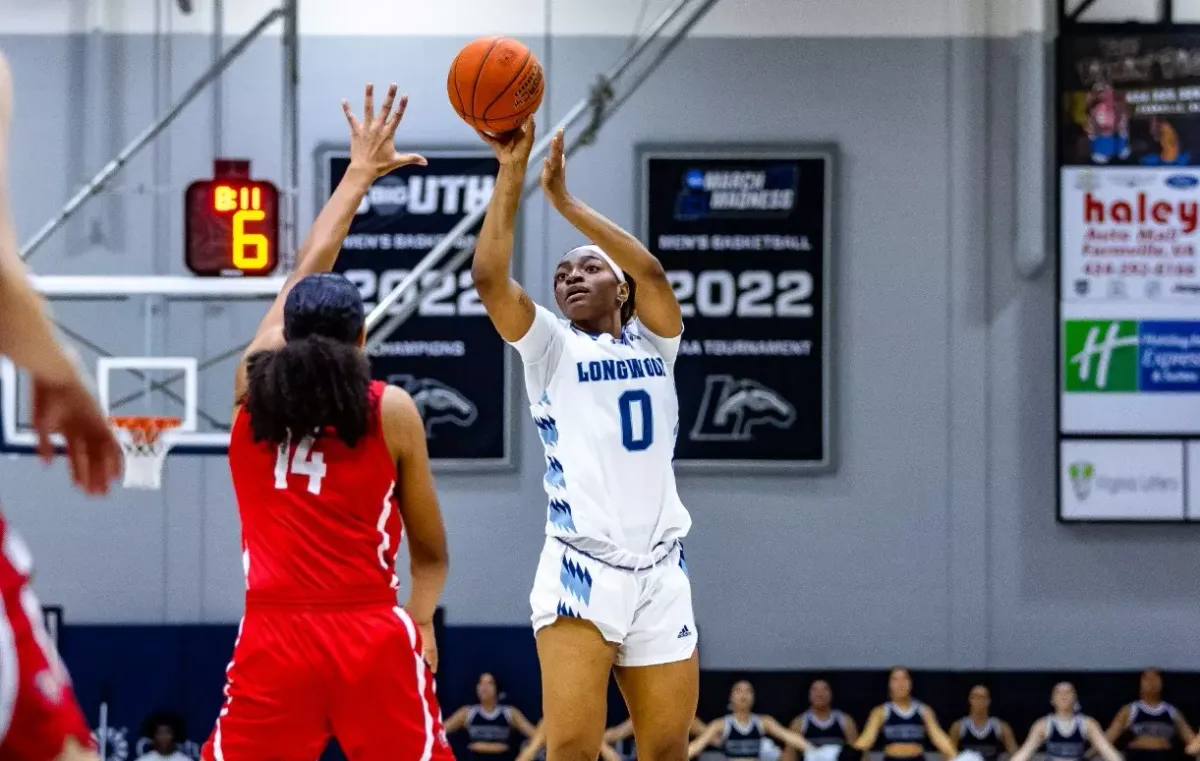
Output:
top-left (184, 159), bottom-right (279, 276)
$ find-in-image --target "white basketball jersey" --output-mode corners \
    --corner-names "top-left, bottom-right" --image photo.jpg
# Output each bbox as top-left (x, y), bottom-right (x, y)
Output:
top-left (509, 305), bottom-right (691, 569)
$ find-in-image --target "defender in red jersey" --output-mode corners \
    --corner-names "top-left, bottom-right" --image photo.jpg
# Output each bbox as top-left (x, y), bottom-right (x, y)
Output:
top-left (202, 84), bottom-right (452, 761)
top-left (0, 49), bottom-right (122, 761)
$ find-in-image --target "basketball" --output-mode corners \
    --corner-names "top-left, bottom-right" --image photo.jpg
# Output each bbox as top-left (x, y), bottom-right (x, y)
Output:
top-left (447, 36), bottom-right (544, 134)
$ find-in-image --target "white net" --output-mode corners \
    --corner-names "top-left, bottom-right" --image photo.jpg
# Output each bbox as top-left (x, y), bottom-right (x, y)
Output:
top-left (110, 417), bottom-right (180, 490)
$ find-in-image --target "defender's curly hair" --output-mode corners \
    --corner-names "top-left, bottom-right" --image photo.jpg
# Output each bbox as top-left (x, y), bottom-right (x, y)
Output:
top-left (243, 273), bottom-right (374, 447)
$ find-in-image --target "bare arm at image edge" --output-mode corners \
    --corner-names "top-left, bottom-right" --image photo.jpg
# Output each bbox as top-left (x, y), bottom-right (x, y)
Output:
top-left (0, 51), bottom-right (121, 493)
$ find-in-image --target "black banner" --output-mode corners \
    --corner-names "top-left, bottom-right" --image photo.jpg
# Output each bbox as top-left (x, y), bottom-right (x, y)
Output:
top-left (319, 149), bottom-right (510, 468)
top-left (638, 146), bottom-right (833, 470)
top-left (1059, 32), bottom-right (1200, 167)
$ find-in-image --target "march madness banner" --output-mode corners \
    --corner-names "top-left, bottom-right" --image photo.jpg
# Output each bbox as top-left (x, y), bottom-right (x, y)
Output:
top-left (637, 146), bottom-right (834, 471)
top-left (318, 149), bottom-right (511, 468)
top-left (1058, 32), bottom-right (1200, 167)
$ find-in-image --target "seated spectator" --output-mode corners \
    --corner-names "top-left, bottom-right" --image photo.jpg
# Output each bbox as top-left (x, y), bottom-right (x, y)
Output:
top-left (948, 685), bottom-right (1018, 760)
top-left (688, 680), bottom-right (811, 760)
top-left (783, 678), bottom-right (858, 761)
top-left (852, 667), bottom-right (956, 761)
top-left (135, 712), bottom-right (191, 761)
top-left (443, 672), bottom-right (538, 761)
top-left (1010, 683), bottom-right (1122, 761)
top-left (1106, 669), bottom-right (1194, 761)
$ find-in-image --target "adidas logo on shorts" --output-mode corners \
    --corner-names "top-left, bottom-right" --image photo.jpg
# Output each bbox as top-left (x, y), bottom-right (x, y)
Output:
top-left (677, 625), bottom-right (692, 639)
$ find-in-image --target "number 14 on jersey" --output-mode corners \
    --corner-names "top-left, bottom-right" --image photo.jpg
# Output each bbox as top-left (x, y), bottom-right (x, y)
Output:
top-left (275, 436), bottom-right (327, 494)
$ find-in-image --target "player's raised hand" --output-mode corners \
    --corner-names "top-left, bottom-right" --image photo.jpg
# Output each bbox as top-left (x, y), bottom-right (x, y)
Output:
top-left (540, 127), bottom-right (570, 206)
top-left (343, 82), bottom-right (427, 177)
top-left (477, 116), bottom-right (536, 168)
top-left (31, 372), bottom-right (122, 495)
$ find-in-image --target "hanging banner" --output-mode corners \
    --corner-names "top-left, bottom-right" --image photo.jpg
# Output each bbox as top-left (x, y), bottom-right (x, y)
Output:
top-left (1057, 30), bottom-right (1200, 521)
top-left (317, 148), bottom-right (511, 470)
top-left (637, 145), bottom-right (834, 471)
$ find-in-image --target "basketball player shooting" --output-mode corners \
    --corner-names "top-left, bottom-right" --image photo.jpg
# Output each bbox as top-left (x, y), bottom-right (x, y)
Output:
top-left (0, 48), bottom-right (122, 761)
top-left (472, 118), bottom-right (698, 761)
top-left (200, 83), bottom-right (453, 761)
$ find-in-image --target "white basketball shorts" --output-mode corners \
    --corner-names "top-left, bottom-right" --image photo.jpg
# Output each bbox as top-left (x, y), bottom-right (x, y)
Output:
top-left (529, 537), bottom-right (697, 667)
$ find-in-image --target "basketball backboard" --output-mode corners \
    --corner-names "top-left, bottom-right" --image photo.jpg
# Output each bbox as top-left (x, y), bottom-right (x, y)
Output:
top-left (0, 275), bottom-right (284, 456)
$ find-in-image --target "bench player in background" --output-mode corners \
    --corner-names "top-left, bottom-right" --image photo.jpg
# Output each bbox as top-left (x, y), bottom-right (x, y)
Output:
top-left (0, 49), bottom-right (123, 761)
top-left (201, 83), bottom-right (452, 761)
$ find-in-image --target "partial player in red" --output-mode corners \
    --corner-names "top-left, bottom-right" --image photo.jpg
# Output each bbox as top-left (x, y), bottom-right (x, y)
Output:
top-left (0, 48), bottom-right (124, 761)
top-left (201, 83), bottom-right (453, 761)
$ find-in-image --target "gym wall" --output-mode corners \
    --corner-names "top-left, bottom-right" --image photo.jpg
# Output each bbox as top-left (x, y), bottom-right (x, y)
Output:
top-left (0, 0), bottom-right (1197, 670)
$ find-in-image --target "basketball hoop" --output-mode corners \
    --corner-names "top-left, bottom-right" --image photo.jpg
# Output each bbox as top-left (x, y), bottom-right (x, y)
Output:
top-left (109, 416), bottom-right (181, 490)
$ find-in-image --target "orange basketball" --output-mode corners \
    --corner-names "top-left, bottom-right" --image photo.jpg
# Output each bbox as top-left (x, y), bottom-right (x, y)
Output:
top-left (447, 36), bottom-right (544, 134)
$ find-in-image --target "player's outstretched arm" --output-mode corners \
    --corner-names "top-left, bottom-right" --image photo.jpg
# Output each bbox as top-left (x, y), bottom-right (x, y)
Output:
top-left (382, 384), bottom-right (448, 670)
top-left (604, 719), bottom-right (634, 745)
top-left (0, 51), bottom-right (120, 493)
top-left (687, 719), bottom-right (724, 760)
top-left (781, 717), bottom-right (805, 761)
top-left (540, 127), bottom-right (681, 339)
top-left (852, 707), bottom-right (885, 752)
top-left (1175, 711), bottom-right (1196, 747)
top-left (0, 54), bottom-right (78, 386)
top-left (763, 716), bottom-right (811, 752)
top-left (1104, 705), bottom-right (1129, 746)
top-left (514, 722), bottom-right (546, 761)
top-left (235, 83), bottom-right (426, 399)
top-left (472, 118), bottom-right (537, 343)
top-left (1008, 718), bottom-right (1047, 761)
top-left (920, 707), bottom-right (957, 759)
top-left (1085, 718), bottom-right (1124, 761)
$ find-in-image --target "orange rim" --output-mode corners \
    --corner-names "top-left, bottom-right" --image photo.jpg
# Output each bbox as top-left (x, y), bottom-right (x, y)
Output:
top-left (109, 415), bottom-right (181, 445)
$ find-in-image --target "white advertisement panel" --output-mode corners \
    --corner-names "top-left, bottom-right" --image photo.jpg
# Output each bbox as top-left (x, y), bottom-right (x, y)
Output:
top-left (1061, 302), bottom-right (1200, 434)
top-left (1060, 167), bottom-right (1200, 303)
top-left (1059, 440), bottom-right (1185, 521)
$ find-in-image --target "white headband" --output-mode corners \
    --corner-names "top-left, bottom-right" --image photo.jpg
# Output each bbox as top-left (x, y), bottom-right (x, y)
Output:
top-left (562, 245), bottom-right (625, 283)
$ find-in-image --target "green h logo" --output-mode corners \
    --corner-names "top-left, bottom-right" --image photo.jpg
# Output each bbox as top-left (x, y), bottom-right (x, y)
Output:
top-left (1063, 320), bottom-right (1138, 392)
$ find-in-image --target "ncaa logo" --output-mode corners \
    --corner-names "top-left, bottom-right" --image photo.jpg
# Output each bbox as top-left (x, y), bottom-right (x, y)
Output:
top-left (683, 169), bottom-right (705, 189)
top-left (358, 175), bottom-right (408, 215)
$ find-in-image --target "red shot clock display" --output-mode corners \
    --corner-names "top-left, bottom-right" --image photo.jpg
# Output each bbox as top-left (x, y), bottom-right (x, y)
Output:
top-left (185, 159), bottom-right (280, 277)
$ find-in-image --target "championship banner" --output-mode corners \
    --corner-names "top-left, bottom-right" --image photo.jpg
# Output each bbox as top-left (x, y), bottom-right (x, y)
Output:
top-left (317, 148), bottom-right (511, 469)
top-left (637, 146), bottom-right (834, 471)
top-left (1057, 30), bottom-right (1200, 521)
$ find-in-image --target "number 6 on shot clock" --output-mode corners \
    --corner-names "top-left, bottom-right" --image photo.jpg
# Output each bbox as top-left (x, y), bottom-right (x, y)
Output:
top-left (185, 159), bottom-right (280, 277)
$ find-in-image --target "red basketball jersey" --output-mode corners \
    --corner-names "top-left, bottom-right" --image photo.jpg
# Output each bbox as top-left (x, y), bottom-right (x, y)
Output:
top-left (229, 380), bottom-right (403, 608)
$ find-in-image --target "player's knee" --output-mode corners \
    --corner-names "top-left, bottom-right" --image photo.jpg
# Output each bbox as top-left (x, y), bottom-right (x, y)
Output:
top-left (546, 733), bottom-right (604, 761)
top-left (632, 732), bottom-right (689, 761)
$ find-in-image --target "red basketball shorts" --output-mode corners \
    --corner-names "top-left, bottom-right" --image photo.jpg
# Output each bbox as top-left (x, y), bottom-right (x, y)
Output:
top-left (0, 531), bottom-right (93, 761)
top-left (202, 604), bottom-right (453, 761)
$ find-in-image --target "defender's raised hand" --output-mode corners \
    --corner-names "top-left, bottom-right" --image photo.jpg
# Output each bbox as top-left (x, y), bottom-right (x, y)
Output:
top-left (540, 127), bottom-right (570, 206)
top-left (342, 83), bottom-right (427, 176)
